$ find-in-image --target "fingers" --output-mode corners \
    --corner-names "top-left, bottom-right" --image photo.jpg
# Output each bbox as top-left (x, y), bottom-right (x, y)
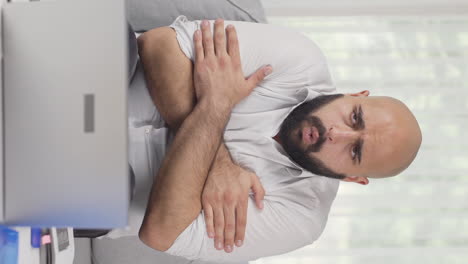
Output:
top-left (206, 195), bottom-right (245, 254)
top-left (203, 204), bottom-right (215, 238)
top-left (234, 199), bottom-right (247, 248)
top-left (201, 20), bottom-right (215, 57)
top-left (213, 207), bottom-right (225, 251)
top-left (199, 19), bottom-right (228, 57)
top-left (193, 29), bottom-right (204, 63)
top-left (251, 173), bottom-right (266, 209)
top-left (246, 65), bottom-right (272, 91)
top-left (226, 25), bottom-right (240, 64)
top-left (223, 205), bottom-right (236, 253)
top-left (213, 19), bottom-right (227, 56)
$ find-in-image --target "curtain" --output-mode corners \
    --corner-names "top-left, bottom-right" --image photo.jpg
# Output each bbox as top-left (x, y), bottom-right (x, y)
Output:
top-left (252, 2), bottom-right (468, 264)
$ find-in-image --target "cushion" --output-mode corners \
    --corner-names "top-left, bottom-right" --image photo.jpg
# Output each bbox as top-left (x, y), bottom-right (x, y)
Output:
top-left (127, 22), bottom-right (138, 81)
top-left (126, 0), bottom-right (267, 32)
top-left (92, 236), bottom-right (249, 264)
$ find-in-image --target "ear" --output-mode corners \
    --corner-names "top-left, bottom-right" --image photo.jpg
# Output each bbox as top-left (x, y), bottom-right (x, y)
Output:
top-left (342, 176), bottom-right (369, 185)
top-left (348, 90), bottom-right (370, 97)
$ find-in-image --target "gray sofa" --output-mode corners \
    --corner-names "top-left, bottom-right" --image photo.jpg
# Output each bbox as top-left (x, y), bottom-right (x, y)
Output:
top-left (74, 236), bottom-right (247, 264)
top-left (73, 1), bottom-right (266, 263)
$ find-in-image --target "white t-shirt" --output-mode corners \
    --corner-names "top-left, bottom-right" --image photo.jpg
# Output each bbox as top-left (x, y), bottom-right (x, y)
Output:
top-left (119, 16), bottom-right (340, 263)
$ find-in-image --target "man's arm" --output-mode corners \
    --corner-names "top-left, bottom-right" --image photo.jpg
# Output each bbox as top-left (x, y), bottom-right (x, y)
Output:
top-left (139, 20), bottom-right (262, 251)
top-left (137, 26), bottom-right (194, 132)
top-left (139, 97), bottom-right (230, 251)
top-left (138, 21), bottom-right (269, 252)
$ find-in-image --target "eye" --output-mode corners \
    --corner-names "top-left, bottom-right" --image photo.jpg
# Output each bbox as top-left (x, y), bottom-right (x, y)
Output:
top-left (351, 111), bottom-right (357, 125)
top-left (351, 145), bottom-right (358, 160)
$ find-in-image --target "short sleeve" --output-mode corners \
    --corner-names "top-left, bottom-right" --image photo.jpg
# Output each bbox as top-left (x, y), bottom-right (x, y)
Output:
top-left (169, 16), bottom-right (335, 96)
top-left (164, 196), bottom-right (324, 263)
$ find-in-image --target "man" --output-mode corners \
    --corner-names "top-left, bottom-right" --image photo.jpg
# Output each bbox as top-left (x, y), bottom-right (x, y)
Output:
top-left (132, 17), bottom-right (422, 262)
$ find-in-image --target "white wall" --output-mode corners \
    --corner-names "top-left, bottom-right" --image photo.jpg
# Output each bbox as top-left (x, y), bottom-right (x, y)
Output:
top-left (261, 0), bottom-right (468, 16)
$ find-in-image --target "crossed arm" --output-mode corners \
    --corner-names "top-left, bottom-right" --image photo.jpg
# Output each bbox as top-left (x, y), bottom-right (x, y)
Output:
top-left (138, 20), bottom-right (270, 252)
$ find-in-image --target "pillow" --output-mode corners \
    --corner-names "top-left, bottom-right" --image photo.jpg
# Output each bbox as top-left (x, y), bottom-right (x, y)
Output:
top-left (126, 0), bottom-right (267, 32)
top-left (127, 22), bottom-right (138, 82)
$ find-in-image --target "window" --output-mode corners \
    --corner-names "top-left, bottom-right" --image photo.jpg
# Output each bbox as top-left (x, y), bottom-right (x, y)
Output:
top-left (252, 13), bottom-right (468, 264)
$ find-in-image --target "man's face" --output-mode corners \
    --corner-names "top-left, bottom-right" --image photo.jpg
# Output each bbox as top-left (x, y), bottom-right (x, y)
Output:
top-left (278, 91), bottom-right (421, 181)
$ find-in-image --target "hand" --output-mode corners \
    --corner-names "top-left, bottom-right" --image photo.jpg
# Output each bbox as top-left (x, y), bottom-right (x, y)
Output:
top-left (201, 158), bottom-right (265, 253)
top-left (193, 19), bottom-right (272, 109)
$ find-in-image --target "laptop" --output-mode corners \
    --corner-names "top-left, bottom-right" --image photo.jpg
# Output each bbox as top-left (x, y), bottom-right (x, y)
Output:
top-left (2, 0), bottom-right (128, 228)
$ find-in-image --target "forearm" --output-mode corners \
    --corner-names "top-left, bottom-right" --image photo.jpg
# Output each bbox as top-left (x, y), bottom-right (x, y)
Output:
top-left (139, 99), bottom-right (231, 251)
top-left (138, 27), bottom-right (233, 158)
top-left (138, 27), bottom-right (195, 131)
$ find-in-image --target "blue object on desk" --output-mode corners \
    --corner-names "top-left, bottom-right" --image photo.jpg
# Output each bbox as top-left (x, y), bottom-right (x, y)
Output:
top-left (31, 228), bottom-right (42, 248)
top-left (0, 226), bottom-right (19, 264)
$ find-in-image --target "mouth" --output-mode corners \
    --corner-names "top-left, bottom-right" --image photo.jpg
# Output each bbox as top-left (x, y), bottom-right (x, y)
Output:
top-left (300, 126), bottom-right (319, 145)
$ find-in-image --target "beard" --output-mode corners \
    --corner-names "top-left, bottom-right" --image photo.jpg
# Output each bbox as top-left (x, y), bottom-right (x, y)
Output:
top-left (278, 94), bottom-right (346, 179)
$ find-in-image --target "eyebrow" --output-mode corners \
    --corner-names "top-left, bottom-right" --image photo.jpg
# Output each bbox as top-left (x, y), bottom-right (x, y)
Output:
top-left (353, 105), bottom-right (365, 165)
top-left (356, 138), bottom-right (364, 164)
top-left (356, 105), bottom-right (365, 130)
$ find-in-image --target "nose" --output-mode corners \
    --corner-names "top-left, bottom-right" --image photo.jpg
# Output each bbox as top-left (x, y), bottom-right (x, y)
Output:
top-left (326, 126), bottom-right (361, 144)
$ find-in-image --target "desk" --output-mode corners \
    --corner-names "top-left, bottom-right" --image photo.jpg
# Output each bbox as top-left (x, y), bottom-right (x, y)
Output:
top-left (11, 227), bottom-right (75, 264)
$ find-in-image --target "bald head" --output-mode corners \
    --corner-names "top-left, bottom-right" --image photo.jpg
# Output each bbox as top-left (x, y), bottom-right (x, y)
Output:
top-left (277, 91), bottom-right (422, 184)
top-left (362, 96), bottom-right (422, 178)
